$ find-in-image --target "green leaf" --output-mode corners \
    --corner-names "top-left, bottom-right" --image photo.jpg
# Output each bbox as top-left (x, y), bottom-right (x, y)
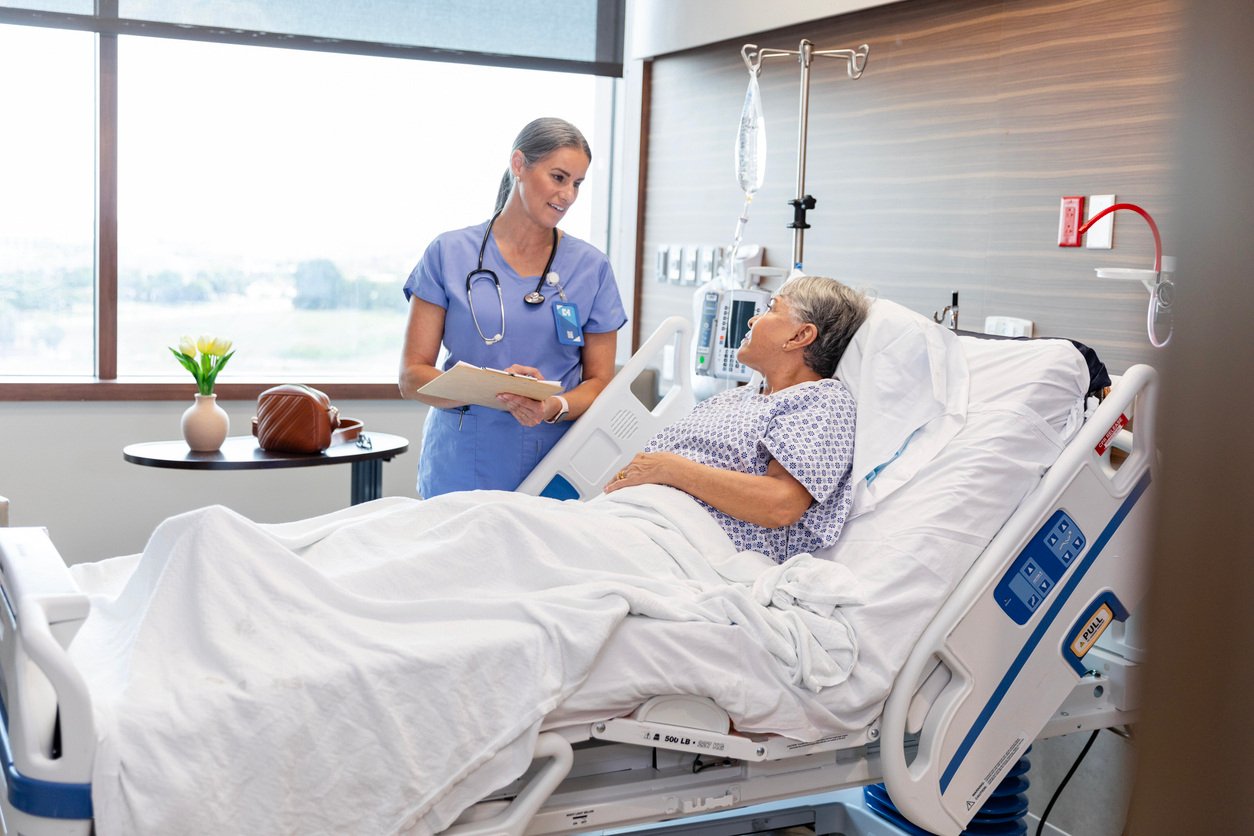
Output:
top-left (202, 350), bottom-right (235, 393)
top-left (168, 347), bottom-right (202, 380)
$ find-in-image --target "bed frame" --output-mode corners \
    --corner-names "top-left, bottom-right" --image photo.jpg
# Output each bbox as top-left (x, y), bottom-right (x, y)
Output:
top-left (0, 319), bottom-right (1156, 836)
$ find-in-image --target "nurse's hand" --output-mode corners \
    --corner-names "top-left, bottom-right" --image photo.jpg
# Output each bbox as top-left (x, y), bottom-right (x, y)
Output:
top-left (496, 392), bottom-right (548, 427)
top-left (502, 364), bottom-right (543, 380)
top-left (497, 365), bottom-right (549, 426)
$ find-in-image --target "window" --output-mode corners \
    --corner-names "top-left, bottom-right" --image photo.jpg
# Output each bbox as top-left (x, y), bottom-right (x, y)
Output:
top-left (0, 24), bottom-right (95, 376)
top-left (116, 37), bottom-right (599, 381)
top-left (0, 4), bottom-right (622, 396)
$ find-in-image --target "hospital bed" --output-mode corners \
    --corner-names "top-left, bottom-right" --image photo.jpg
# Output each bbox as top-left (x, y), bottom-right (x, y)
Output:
top-left (0, 300), bottom-right (1156, 836)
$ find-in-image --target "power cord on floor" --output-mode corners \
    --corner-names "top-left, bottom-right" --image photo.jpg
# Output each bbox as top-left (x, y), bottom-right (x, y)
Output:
top-left (1035, 728), bottom-right (1101, 836)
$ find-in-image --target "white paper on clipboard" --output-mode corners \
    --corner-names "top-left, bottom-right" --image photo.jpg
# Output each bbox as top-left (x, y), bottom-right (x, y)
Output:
top-left (416, 361), bottom-right (563, 410)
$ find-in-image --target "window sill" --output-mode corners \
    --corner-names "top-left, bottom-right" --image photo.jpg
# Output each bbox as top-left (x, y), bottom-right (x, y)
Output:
top-left (0, 380), bottom-right (404, 402)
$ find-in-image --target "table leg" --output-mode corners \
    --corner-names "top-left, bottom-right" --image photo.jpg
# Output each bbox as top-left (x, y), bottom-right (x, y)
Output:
top-left (350, 459), bottom-right (383, 505)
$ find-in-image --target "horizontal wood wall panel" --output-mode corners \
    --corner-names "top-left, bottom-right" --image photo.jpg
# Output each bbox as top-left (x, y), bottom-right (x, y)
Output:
top-left (640, 0), bottom-right (1182, 372)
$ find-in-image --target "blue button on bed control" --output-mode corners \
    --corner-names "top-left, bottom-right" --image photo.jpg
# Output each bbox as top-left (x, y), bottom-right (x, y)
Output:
top-left (996, 510), bottom-right (1086, 624)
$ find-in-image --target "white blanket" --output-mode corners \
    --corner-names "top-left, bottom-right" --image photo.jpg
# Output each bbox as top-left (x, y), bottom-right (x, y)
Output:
top-left (69, 486), bottom-right (863, 836)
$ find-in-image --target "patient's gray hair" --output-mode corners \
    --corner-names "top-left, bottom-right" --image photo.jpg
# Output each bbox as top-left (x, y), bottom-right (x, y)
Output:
top-left (495, 117), bottom-right (593, 213)
top-left (778, 276), bottom-right (869, 378)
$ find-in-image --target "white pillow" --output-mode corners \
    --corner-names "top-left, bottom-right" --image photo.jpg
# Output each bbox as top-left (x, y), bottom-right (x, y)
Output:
top-left (959, 335), bottom-right (1089, 443)
top-left (834, 299), bottom-right (970, 517)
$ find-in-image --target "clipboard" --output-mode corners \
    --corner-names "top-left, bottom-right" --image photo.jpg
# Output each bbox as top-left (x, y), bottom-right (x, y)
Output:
top-left (417, 361), bottom-right (563, 410)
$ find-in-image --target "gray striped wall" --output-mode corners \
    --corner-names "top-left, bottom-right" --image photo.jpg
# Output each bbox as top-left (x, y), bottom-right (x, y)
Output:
top-left (638, 0), bottom-right (1182, 375)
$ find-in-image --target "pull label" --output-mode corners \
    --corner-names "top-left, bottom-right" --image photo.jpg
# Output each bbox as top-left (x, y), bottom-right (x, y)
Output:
top-left (1071, 602), bottom-right (1114, 657)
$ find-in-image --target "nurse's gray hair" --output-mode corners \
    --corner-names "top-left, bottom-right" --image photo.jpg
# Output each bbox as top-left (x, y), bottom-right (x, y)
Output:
top-left (778, 276), bottom-right (869, 378)
top-left (495, 117), bottom-right (593, 213)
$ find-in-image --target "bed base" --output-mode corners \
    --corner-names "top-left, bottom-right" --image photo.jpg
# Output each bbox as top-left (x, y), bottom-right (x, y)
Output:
top-left (439, 643), bottom-right (1136, 836)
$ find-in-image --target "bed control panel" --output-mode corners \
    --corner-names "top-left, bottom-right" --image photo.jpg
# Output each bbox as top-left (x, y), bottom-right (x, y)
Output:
top-left (995, 510), bottom-right (1086, 625)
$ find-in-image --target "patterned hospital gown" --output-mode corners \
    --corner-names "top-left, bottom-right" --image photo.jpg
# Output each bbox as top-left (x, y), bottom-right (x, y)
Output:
top-left (644, 378), bottom-right (856, 563)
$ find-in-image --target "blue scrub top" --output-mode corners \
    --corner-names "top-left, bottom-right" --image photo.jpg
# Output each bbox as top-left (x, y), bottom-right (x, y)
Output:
top-left (404, 221), bottom-right (627, 498)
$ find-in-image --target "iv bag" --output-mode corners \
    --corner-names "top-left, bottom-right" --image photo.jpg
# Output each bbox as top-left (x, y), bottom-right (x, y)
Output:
top-left (735, 72), bottom-right (766, 196)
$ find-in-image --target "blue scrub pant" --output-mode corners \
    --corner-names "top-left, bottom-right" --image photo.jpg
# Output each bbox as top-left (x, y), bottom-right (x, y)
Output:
top-left (417, 405), bottom-right (570, 498)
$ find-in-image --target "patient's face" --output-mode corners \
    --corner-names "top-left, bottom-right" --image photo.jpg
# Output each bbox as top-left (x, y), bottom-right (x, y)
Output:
top-left (737, 295), bottom-right (797, 369)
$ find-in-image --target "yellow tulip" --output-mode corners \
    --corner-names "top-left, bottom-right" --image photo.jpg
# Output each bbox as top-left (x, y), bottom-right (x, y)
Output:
top-left (196, 335), bottom-right (233, 357)
top-left (178, 335), bottom-right (197, 356)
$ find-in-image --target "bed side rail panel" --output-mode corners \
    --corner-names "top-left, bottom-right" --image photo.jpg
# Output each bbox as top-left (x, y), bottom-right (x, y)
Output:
top-left (519, 316), bottom-right (694, 501)
top-left (880, 364), bottom-right (1158, 836)
top-left (0, 527), bottom-right (94, 824)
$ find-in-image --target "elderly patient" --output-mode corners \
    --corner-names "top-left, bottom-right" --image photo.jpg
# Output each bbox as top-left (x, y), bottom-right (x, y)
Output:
top-left (606, 275), bottom-right (868, 563)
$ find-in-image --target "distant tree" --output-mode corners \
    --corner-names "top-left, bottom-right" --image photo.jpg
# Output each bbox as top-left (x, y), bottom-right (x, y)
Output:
top-left (293, 259), bottom-right (348, 310)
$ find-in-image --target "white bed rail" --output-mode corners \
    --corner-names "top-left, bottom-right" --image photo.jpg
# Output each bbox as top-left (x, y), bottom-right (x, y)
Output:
top-left (443, 733), bottom-right (574, 836)
top-left (518, 316), bottom-right (694, 501)
top-left (0, 527), bottom-right (95, 833)
top-left (880, 363), bottom-right (1158, 835)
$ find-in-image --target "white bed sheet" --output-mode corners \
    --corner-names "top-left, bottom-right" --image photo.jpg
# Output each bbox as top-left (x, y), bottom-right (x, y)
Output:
top-left (68, 486), bottom-right (865, 836)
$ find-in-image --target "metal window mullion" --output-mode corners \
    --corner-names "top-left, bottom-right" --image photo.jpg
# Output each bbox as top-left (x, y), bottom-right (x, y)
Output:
top-left (95, 1), bottom-right (117, 380)
top-left (0, 7), bottom-right (623, 77)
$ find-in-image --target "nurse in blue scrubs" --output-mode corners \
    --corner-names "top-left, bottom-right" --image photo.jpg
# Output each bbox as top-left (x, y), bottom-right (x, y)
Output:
top-left (399, 118), bottom-right (627, 498)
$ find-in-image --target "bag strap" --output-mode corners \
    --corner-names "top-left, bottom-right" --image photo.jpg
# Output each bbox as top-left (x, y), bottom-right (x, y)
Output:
top-left (332, 418), bottom-right (363, 446)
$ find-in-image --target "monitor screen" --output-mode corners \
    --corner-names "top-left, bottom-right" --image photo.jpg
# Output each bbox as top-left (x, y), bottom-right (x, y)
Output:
top-left (727, 298), bottom-right (757, 351)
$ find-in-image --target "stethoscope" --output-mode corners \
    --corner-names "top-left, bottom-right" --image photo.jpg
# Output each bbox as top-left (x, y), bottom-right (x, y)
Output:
top-left (466, 209), bottom-right (560, 345)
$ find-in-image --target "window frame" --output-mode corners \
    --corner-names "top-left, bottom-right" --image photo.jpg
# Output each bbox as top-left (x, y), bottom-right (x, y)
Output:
top-left (0, 5), bottom-right (622, 402)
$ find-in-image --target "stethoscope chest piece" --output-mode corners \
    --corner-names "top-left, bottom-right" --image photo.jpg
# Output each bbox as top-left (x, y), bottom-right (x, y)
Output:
top-left (524, 272), bottom-right (562, 306)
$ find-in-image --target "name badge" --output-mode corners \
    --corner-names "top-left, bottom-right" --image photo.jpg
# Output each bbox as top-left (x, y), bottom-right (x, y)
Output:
top-left (553, 302), bottom-right (584, 345)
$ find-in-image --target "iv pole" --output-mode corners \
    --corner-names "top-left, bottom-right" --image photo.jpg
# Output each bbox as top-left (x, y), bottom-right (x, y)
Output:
top-left (742, 40), bottom-right (869, 271)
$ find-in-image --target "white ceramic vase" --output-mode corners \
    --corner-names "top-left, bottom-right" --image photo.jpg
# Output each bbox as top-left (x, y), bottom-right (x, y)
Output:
top-left (181, 393), bottom-right (230, 452)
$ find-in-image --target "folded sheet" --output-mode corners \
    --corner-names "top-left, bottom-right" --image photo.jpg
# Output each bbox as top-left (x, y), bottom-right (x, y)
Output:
top-left (70, 486), bottom-right (862, 836)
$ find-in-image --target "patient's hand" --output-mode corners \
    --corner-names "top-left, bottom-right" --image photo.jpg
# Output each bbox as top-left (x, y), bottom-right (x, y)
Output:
top-left (603, 451), bottom-right (687, 493)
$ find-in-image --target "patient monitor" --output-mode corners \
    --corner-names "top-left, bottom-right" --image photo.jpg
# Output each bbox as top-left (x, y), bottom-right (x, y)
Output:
top-left (694, 287), bottom-right (770, 381)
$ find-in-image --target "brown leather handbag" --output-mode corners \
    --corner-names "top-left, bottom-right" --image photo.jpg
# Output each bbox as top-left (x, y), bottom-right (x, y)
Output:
top-left (251, 384), bottom-right (363, 453)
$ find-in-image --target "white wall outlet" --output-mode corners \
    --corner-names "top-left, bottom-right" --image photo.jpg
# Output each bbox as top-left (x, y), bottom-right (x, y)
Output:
top-left (696, 246), bottom-right (716, 283)
top-left (1086, 194), bottom-right (1115, 249)
top-left (984, 315), bottom-right (1034, 337)
top-left (680, 246), bottom-right (699, 285)
top-left (666, 245), bottom-right (683, 283)
top-left (655, 245), bottom-right (670, 283)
